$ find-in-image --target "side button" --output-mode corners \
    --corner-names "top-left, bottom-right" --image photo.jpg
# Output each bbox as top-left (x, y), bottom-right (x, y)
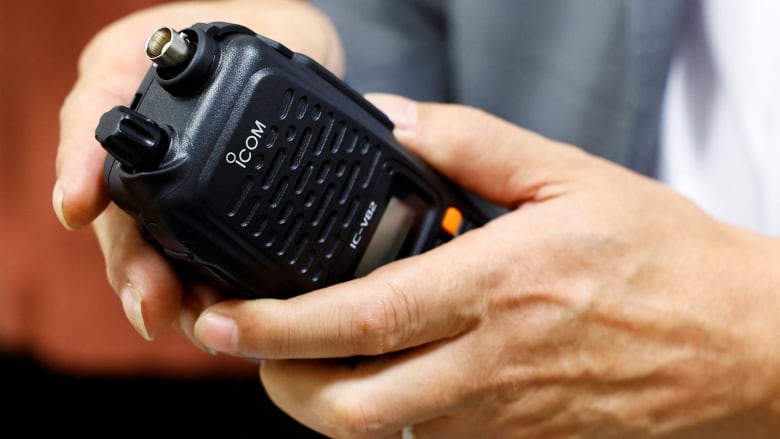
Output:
top-left (440, 206), bottom-right (463, 236)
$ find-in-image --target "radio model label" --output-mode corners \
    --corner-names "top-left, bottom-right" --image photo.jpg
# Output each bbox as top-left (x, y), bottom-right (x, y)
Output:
top-left (225, 119), bottom-right (267, 168)
top-left (350, 201), bottom-right (378, 249)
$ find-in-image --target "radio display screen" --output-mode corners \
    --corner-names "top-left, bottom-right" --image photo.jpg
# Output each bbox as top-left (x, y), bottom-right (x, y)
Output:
top-left (354, 196), bottom-right (418, 277)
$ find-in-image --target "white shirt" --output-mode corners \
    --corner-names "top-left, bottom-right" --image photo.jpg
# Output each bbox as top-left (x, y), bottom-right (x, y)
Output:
top-left (658, 0), bottom-right (780, 236)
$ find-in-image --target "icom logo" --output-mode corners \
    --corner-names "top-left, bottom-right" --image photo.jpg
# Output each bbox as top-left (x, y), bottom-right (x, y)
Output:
top-left (225, 120), bottom-right (267, 168)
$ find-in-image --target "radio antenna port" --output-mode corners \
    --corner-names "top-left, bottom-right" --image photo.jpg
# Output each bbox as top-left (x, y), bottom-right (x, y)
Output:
top-left (145, 26), bottom-right (193, 69)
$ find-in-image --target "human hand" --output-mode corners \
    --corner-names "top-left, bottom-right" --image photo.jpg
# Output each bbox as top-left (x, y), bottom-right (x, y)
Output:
top-left (191, 94), bottom-right (780, 438)
top-left (53, 0), bottom-right (344, 342)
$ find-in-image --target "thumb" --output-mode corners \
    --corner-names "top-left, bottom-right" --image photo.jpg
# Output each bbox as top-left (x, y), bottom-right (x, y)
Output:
top-left (365, 93), bottom-right (587, 208)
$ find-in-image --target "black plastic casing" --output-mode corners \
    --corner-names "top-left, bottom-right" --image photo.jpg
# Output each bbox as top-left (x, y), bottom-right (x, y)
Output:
top-left (102, 22), bottom-right (495, 299)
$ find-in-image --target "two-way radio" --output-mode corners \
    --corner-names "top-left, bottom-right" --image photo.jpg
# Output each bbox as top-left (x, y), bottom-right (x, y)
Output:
top-left (95, 22), bottom-right (495, 299)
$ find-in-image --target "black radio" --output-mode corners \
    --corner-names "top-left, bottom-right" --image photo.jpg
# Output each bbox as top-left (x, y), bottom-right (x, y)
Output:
top-left (95, 22), bottom-right (495, 299)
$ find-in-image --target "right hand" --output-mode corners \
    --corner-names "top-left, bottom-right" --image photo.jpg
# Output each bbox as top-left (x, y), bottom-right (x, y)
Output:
top-left (53, 0), bottom-right (344, 343)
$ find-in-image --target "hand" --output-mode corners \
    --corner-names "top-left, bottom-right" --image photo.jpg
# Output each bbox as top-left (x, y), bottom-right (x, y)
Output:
top-left (191, 94), bottom-right (780, 438)
top-left (53, 0), bottom-right (344, 341)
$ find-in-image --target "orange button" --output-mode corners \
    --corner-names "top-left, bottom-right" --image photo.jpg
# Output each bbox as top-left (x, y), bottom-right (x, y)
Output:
top-left (441, 206), bottom-right (463, 236)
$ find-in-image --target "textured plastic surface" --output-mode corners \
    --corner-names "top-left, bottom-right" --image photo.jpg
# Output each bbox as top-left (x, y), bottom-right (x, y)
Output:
top-left (98, 22), bottom-right (495, 299)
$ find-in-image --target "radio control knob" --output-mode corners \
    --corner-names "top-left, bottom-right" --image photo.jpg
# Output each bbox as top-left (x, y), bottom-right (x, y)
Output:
top-left (95, 105), bottom-right (169, 171)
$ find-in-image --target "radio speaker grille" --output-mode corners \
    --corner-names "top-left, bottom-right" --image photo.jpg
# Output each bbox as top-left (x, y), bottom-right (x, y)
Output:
top-left (225, 88), bottom-right (382, 282)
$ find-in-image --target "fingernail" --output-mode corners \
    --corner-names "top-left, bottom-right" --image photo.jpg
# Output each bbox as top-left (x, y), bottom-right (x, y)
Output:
top-left (366, 94), bottom-right (418, 131)
top-left (176, 309), bottom-right (217, 355)
top-left (195, 312), bottom-right (238, 354)
top-left (120, 283), bottom-right (152, 341)
top-left (52, 180), bottom-right (73, 231)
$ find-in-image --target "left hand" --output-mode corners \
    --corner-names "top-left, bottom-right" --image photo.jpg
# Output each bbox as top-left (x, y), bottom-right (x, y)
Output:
top-left (190, 94), bottom-right (780, 438)
top-left (53, 0), bottom-right (345, 342)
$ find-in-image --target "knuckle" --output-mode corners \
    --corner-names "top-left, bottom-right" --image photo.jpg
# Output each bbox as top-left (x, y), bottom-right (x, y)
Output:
top-left (58, 89), bottom-right (82, 125)
top-left (347, 304), bottom-right (392, 355)
top-left (347, 276), bottom-right (417, 355)
top-left (325, 396), bottom-right (388, 439)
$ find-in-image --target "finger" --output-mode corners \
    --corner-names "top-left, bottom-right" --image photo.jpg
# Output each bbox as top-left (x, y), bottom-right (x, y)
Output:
top-left (365, 93), bottom-right (588, 208)
top-left (92, 203), bottom-right (182, 339)
top-left (193, 225), bottom-right (498, 359)
top-left (54, 75), bottom-right (142, 230)
top-left (260, 340), bottom-right (468, 439)
top-left (175, 282), bottom-right (223, 355)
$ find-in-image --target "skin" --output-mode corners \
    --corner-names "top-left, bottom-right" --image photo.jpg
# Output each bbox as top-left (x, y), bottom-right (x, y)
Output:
top-left (55, 2), bottom-right (780, 438)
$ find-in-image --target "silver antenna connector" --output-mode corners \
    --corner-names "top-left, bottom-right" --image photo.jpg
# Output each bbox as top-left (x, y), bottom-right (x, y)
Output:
top-left (145, 26), bottom-right (193, 68)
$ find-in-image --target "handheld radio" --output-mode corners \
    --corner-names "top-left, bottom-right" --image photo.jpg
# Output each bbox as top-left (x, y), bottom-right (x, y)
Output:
top-left (95, 22), bottom-right (495, 299)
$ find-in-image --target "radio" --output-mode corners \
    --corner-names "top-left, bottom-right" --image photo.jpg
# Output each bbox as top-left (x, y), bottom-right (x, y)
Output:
top-left (95, 22), bottom-right (496, 299)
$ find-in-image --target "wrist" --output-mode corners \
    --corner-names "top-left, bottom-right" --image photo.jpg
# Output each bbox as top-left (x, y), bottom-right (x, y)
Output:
top-left (762, 237), bottom-right (780, 416)
top-left (724, 227), bottom-right (780, 417)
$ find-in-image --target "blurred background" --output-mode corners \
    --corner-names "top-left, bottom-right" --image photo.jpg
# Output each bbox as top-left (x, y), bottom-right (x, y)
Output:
top-left (0, 1), bottom-right (321, 435)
